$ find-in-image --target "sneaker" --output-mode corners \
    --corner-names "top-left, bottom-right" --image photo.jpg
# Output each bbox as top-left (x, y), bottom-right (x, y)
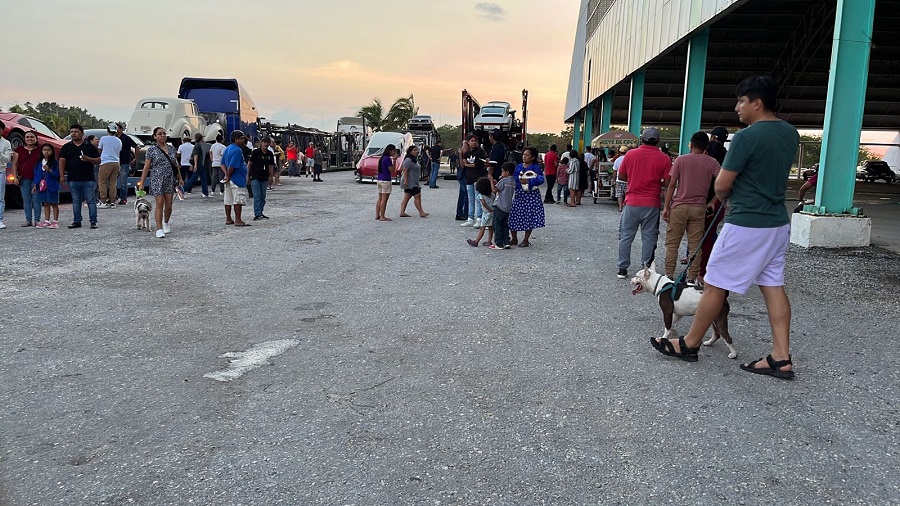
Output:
top-left (488, 244), bottom-right (502, 250)
top-left (502, 244), bottom-right (511, 249)
top-left (98, 203), bottom-right (109, 209)
top-left (472, 218), bottom-right (481, 228)
top-left (213, 191), bottom-right (220, 196)
top-left (201, 194), bottom-right (210, 198)
top-left (466, 239), bottom-right (478, 247)
top-left (118, 199), bottom-right (127, 205)
top-left (108, 203), bottom-right (116, 209)
top-left (0, 221), bottom-right (7, 229)
top-left (253, 216), bottom-right (261, 221)
top-left (67, 222), bottom-right (81, 229)
top-left (260, 214), bottom-right (269, 219)
top-left (90, 222), bottom-right (98, 229)
top-left (460, 219), bottom-right (474, 227)
top-left (617, 269), bottom-right (627, 279)
top-left (156, 229), bottom-right (165, 238)
top-left (35, 221), bottom-right (48, 229)
top-left (21, 221), bottom-right (33, 227)
top-left (162, 222), bottom-right (170, 234)
top-left (49, 221), bottom-right (58, 229)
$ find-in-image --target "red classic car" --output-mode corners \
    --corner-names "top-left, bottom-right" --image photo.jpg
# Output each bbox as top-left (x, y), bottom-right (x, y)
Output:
top-left (2, 113), bottom-right (68, 207)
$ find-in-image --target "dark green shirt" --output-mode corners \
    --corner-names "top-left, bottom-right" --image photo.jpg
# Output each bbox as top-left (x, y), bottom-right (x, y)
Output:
top-left (722, 120), bottom-right (799, 228)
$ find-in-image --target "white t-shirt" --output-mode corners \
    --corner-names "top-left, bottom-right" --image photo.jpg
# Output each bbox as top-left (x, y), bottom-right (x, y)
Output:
top-left (613, 156), bottom-right (626, 182)
top-left (177, 143), bottom-right (194, 166)
top-left (210, 142), bottom-right (226, 166)
top-left (98, 135), bottom-right (122, 164)
top-left (583, 152), bottom-right (596, 169)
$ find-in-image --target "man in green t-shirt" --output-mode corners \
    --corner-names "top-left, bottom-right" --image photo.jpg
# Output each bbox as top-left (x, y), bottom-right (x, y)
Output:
top-left (651, 76), bottom-right (798, 380)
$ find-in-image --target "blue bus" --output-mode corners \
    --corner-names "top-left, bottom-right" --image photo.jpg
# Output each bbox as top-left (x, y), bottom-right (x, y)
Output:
top-left (177, 78), bottom-right (259, 142)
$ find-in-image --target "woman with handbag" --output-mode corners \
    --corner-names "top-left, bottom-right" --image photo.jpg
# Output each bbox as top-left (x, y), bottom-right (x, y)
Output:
top-left (508, 147), bottom-right (546, 247)
top-left (139, 127), bottom-right (185, 238)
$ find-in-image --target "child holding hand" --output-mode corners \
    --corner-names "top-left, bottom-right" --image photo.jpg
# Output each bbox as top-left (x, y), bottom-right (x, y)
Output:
top-left (467, 177), bottom-right (494, 247)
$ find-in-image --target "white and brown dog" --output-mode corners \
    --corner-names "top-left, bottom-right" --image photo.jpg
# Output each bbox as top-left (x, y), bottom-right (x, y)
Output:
top-left (630, 264), bottom-right (737, 359)
top-left (134, 198), bottom-right (152, 231)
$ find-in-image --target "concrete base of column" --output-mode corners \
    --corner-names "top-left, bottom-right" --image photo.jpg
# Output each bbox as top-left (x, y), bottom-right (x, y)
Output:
top-left (790, 213), bottom-right (871, 248)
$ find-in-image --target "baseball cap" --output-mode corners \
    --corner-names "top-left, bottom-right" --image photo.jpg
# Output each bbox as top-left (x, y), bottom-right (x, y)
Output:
top-left (107, 122), bottom-right (118, 132)
top-left (490, 129), bottom-right (501, 138)
top-left (641, 127), bottom-right (660, 142)
top-left (710, 126), bottom-right (729, 141)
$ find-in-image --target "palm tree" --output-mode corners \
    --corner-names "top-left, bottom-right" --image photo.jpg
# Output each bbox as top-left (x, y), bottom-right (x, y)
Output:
top-left (358, 99), bottom-right (385, 132)
top-left (383, 95), bottom-right (418, 132)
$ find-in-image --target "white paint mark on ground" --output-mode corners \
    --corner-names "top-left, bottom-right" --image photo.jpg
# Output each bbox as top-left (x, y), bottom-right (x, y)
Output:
top-left (203, 339), bottom-right (299, 382)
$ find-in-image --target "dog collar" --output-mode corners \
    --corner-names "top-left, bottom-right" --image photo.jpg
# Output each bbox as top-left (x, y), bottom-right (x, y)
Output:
top-left (652, 276), bottom-right (668, 296)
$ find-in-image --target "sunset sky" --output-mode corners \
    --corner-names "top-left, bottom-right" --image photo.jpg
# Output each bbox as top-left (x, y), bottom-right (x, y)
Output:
top-left (2, 1), bottom-right (579, 134)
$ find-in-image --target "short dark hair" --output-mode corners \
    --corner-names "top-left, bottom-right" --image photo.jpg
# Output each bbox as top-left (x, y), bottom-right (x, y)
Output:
top-left (69, 124), bottom-right (84, 133)
top-left (690, 131), bottom-right (709, 151)
top-left (566, 144), bottom-right (572, 151)
top-left (194, 132), bottom-right (203, 142)
top-left (549, 144), bottom-right (557, 152)
top-left (501, 161), bottom-right (515, 174)
top-left (231, 130), bottom-right (245, 142)
top-left (216, 134), bottom-right (224, 143)
top-left (736, 75), bottom-right (778, 111)
top-left (475, 176), bottom-right (492, 196)
top-left (275, 138), bottom-right (282, 145)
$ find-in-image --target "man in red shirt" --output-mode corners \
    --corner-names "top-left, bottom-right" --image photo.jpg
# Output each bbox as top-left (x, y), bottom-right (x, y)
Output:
top-left (616, 127), bottom-right (671, 278)
top-left (543, 144), bottom-right (559, 204)
top-left (304, 142), bottom-right (316, 177)
top-left (662, 131), bottom-right (720, 282)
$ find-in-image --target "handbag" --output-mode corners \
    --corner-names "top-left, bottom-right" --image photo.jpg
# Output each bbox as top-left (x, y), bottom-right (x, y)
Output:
top-left (39, 179), bottom-right (47, 192)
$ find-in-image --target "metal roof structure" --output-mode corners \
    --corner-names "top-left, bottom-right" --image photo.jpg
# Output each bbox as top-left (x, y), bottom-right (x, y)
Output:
top-left (567, 0), bottom-right (900, 129)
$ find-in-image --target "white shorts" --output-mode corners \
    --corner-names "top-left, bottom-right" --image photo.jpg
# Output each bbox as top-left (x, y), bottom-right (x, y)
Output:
top-left (223, 182), bottom-right (248, 206)
top-left (704, 223), bottom-right (790, 294)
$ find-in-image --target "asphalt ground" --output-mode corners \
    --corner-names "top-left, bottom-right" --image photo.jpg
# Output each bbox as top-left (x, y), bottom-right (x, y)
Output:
top-left (1, 170), bottom-right (898, 505)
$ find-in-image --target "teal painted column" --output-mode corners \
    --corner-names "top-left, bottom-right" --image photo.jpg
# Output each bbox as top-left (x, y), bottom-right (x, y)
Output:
top-left (583, 105), bottom-right (594, 151)
top-left (810, 0), bottom-right (875, 216)
top-left (628, 70), bottom-right (645, 137)
top-left (679, 27), bottom-right (709, 155)
top-left (600, 92), bottom-right (613, 133)
top-left (573, 114), bottom-right (582, 151)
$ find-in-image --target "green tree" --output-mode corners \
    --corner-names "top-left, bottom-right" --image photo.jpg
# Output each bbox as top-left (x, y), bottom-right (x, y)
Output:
top-left (6, 101), bottom-right (109, 136)
top-left (437, 124), bottom-right (462, 151)
top-left (358, 99), bottom-right (385, 133)
top-left (382, 95), bottom-right (418, 132)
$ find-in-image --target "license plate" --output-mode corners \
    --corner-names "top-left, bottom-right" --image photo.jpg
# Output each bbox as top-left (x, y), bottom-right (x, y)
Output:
top-left (141, 126), bottom-right (151, 132)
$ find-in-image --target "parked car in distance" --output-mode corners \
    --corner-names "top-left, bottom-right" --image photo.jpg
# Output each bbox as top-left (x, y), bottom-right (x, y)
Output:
top-left (802, 164), bottom-right (819, 180)
top-left (64, 129), bottom-right (149, 194)
top-left (474, 101), bottom-right (516, 132)
top-left (408, 115), bottom-right (435, 131)
top-left (125, 97), bottom-right (223, 144)
top-left (355, 131), bottom-right (413, 183)
top-left (2, 112), bottom-right (68, 208)
top-left (856, 160), bottom-right (896, 183)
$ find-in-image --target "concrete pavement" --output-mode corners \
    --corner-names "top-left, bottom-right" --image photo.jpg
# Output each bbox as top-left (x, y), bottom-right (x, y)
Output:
top-left (0, 171), bottom-right (897, 505)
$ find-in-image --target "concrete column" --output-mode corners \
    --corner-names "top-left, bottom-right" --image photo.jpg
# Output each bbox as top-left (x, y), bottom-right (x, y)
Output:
top-left (793, 0), bottom-right (875, 248)
top-left (573, 114), bottom-right (582, 152)
top-left (600, 92), bottom-right (613, 134)
top-left (678, 28), bottom-right (709, 155)
top-left (583, 105), bottom-right (594, 152)
top-left (811, 0), bottom-right (875, 215)
top-left (628, 71), bottom-right (645, 137)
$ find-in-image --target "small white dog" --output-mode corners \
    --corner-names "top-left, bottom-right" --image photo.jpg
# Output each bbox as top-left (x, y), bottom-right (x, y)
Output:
top-left (134, 198), bottom-right (152, 232)
top-left (630, 263), bottom-right (737, 359)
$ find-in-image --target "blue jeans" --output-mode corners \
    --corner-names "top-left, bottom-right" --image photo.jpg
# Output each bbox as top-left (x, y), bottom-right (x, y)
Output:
top-left (493, 207), bottom-right (510, 247)
top-left (19, 178), bottom-right (41, 223)
top-left (117, 162), bottom-right (132, 201)
top-left (69, 180), bottom-right (98, 224)
top-left (466, 183), bottom-right (482, 221)
top-left (618, 205), bottom-right (660, 271)
top-left (183, 165), bottom-right (209, 195)
top-left (0, 176), bottom-right (6, 222)
top-left (556, 184), bottom-right (570, 203)
top-left (429, 161), bottom-right (440, 187)
top-left (250, 179), bottom-right (267, 217)
top-left (456, 176), bottom-right (468, 218)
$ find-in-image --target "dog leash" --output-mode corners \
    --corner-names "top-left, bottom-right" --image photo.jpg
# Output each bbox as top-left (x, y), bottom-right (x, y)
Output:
top-left (671, 202), bottom-right (726, 297)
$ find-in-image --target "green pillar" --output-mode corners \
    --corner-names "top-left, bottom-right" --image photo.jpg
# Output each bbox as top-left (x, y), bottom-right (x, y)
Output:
top-left (600, 92), bottom-right (613, 134)
top-left (628, 70), bottom-right (645, 137)
top-left (583, 105), bottom-right (594, 151)
top-left (679, 28), bottom-right (709, 155)
top-left (810, 0), bottom-right (875, 216)
top-left (573, 114), bottom-right (582, 151)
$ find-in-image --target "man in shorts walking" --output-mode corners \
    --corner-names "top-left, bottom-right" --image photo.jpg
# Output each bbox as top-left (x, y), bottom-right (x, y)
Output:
top-left (651, 76), bottom-right (799, 379)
